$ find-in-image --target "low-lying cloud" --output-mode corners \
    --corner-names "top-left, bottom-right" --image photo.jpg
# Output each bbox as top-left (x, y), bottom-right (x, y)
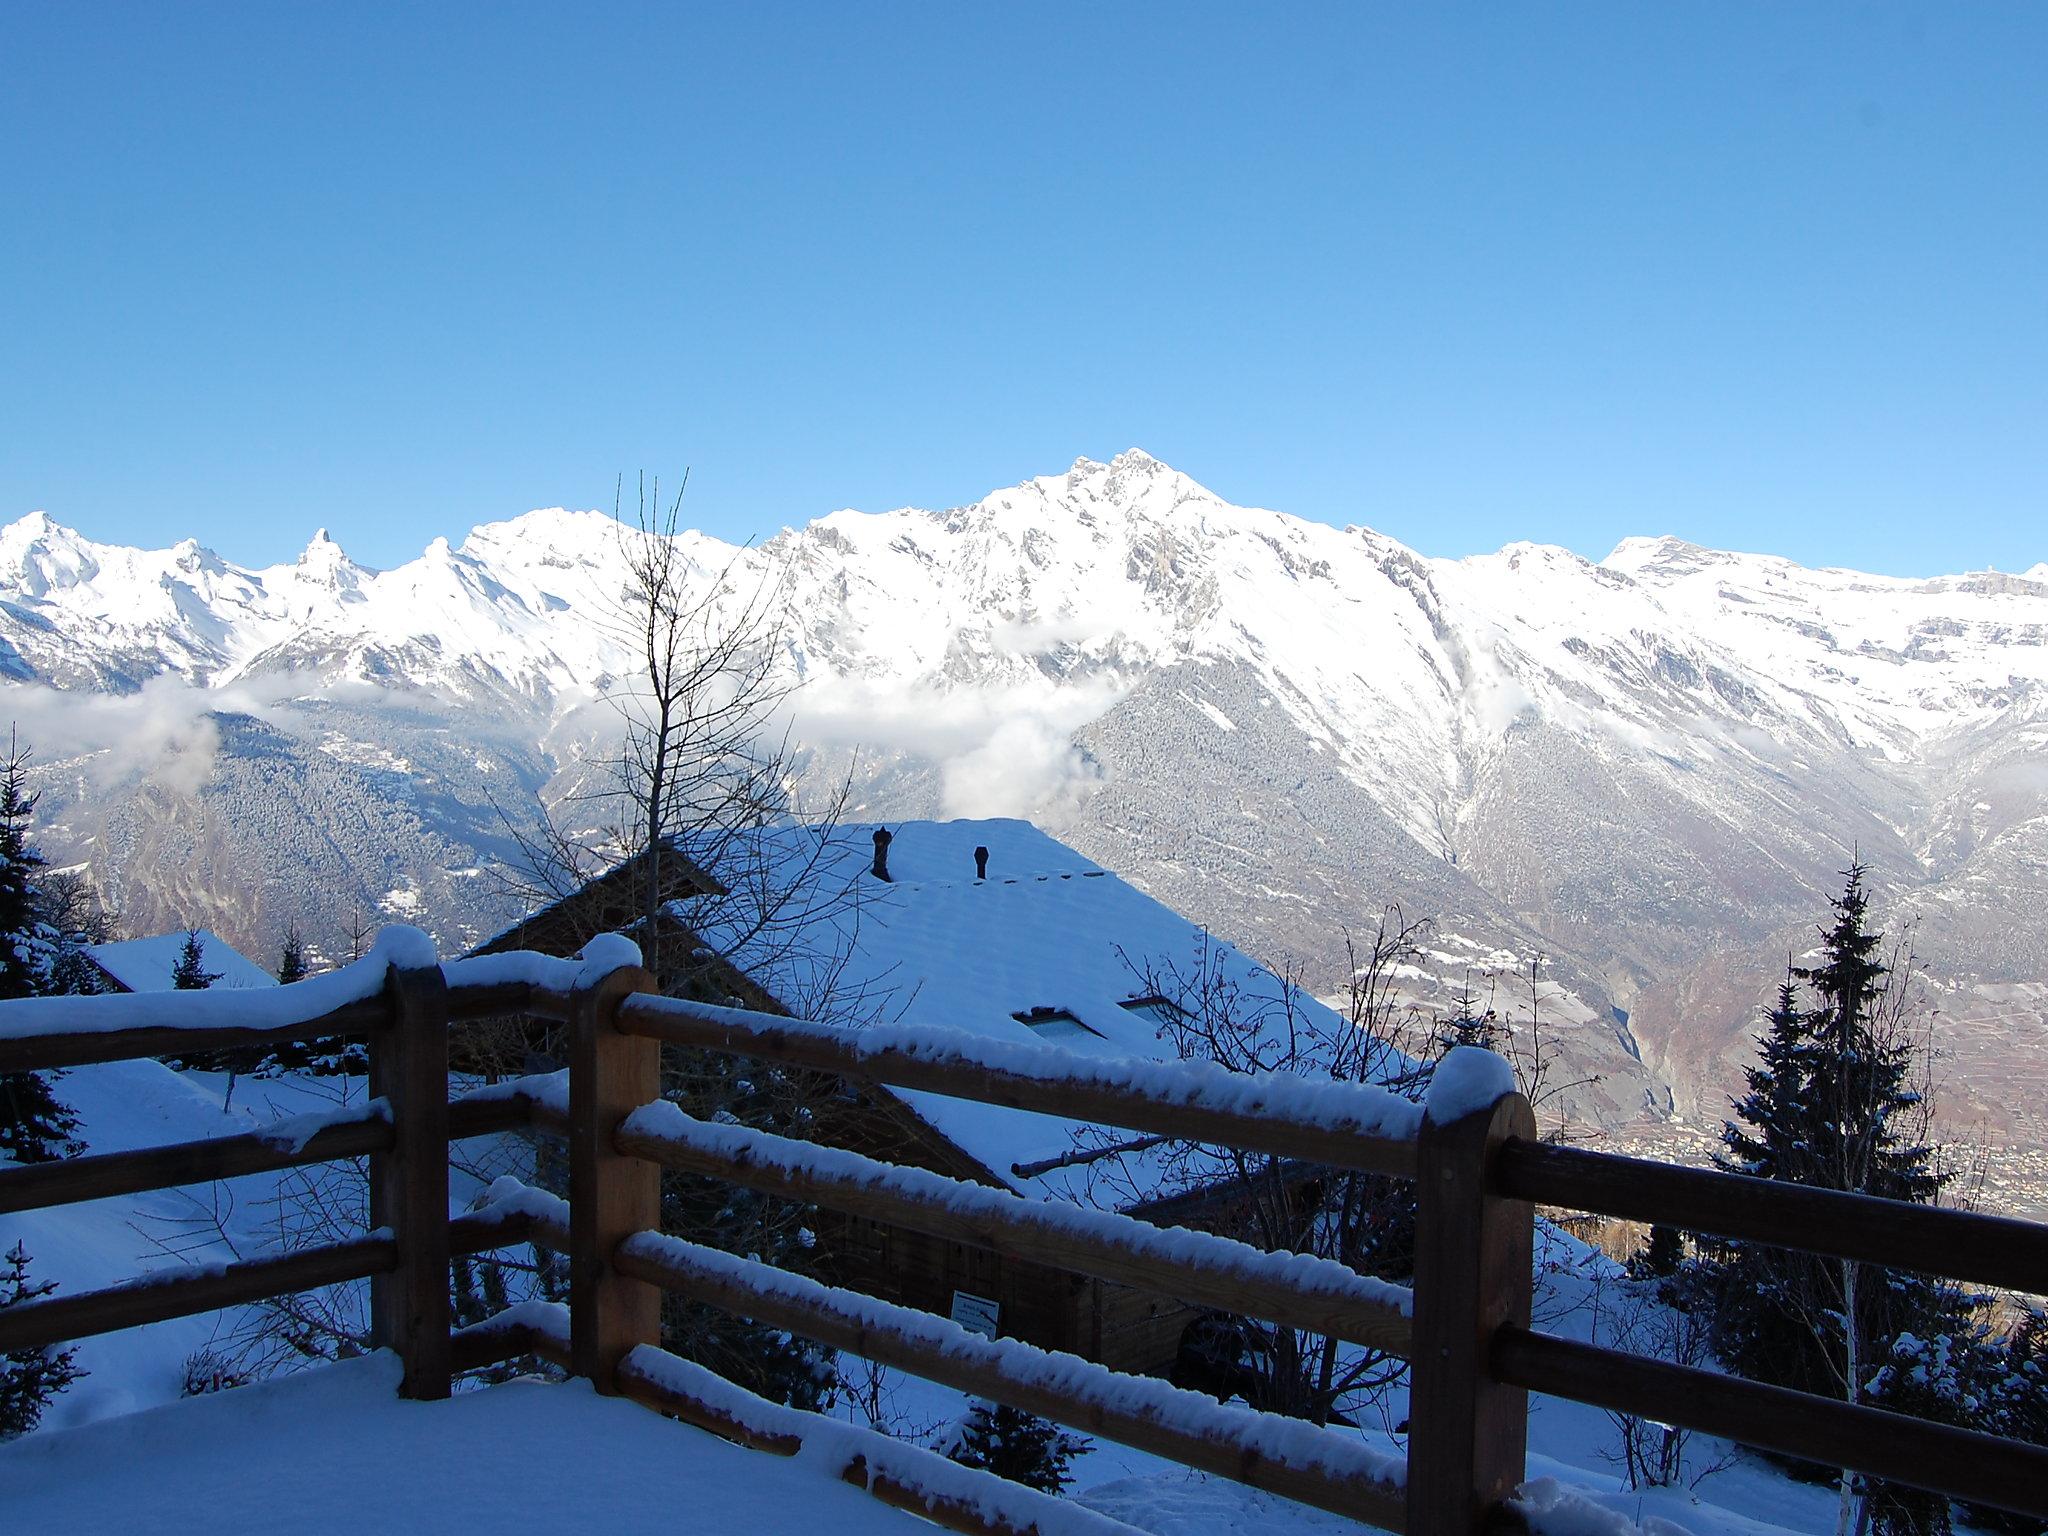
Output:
top-left (788, 674), bottom-right (1123, 819)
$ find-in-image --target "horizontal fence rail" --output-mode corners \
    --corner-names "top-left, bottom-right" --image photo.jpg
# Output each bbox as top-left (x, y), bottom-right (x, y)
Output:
top-left (1495, 1138), bottom-right (2048, 1297)
top-left (616, 992), bottom-right (1424, 1178)
top-left (0, 993), bottom-right (393, 1074)
top-left (0, 1208), bottom-right (531, 1357)
top-left (0, 1108), bottom-right (395, 1217)
top-left (1494, 1328), bottom-right (2048, 1520)
top-left (613, 1100), bottom-right (1415, 1357)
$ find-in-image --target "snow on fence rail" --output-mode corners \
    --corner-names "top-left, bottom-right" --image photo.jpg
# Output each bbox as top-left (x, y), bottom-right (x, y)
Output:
top-left (614, 991), bottom-right (1425, 1177)
top-left (613, 1098), bottom-right (1415, 1352)
top-left (4, 930), bottom-right (2048, 1534)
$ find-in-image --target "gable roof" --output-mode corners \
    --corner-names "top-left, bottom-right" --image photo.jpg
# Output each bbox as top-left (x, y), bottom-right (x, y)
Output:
top-left (471, 838), bottom-right (723, 959)
top-left (86, 930), bottom-right (278, 993)
top-left (686, 818), bottom-right (1381, 1207)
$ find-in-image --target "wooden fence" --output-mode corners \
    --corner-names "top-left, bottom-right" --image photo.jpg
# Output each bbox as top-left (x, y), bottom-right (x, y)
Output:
top-left (2, 941), bottom-right (2046, 1535)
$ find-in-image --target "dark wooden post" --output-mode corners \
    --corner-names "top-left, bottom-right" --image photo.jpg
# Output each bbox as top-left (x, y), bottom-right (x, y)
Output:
top-left (1406, 1069), bottom-right (1537, 1534)
top-left (369, 958), bottom-right (453, 1399)
top-left (568, 957), bottom-right (661, 1393)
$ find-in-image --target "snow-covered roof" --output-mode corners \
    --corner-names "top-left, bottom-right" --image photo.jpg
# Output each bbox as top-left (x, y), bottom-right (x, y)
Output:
top-left (85, 930), bottom-right (278, 993)
top-left (696, 818), bottom-right (1388, 1207)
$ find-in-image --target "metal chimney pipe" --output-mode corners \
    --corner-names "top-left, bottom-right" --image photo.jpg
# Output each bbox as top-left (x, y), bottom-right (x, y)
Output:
top-left (974, 845), bottom-right (989, 880)
top-left (871, 827), bottom-right (893, 882)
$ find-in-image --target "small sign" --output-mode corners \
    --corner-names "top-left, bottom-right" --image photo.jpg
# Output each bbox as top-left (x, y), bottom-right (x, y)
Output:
top-left (949, 1290), bottom-right (1000, 1339)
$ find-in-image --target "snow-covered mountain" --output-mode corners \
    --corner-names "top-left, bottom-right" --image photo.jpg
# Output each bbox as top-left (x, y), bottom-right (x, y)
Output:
top-left (6, 452), bottom-right (2046, 1183)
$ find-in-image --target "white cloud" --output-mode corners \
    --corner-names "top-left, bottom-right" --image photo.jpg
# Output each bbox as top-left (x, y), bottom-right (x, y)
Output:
top-left (787, 674), bottom-right (1121, 819)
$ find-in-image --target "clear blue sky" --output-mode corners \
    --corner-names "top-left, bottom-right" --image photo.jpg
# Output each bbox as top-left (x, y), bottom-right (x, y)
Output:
top-left (3, 4), bottom-right (2042, 575)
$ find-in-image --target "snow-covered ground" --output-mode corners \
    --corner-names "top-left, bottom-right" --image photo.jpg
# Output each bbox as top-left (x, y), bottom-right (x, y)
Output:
top-left (0, 1354), bottom-right (969, 1536)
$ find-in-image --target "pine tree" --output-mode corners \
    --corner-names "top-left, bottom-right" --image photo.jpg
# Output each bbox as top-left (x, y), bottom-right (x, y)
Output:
top-left (1969, 1310), bottom-right (2048, 1535)
top-left (276, 922), bottom-right (307, 986)
top-left (1628, 1225), bottom-right (1685, 1281)
top-left (1434, 976), bottom-right (1501, 1057)
top-left (947, 1399), bottom-right (1089, 1493)
top-left (0, 735), bottom-right (83, 1165)
top-left (0, 735), bottom-right (52, 1000)
top-left (1705, 864), bottom-right (1972, 1536)
top-left (1, 1241), bottom-right (83, 1439)
top-left (172, 929), bottom-right (220, 990)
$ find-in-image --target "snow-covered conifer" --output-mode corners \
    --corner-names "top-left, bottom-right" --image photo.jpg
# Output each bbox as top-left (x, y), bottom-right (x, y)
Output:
top-left (1, 1241), bottom-right (83, 1439)
top-left (945, 1398), bottom-right (1088, 1493)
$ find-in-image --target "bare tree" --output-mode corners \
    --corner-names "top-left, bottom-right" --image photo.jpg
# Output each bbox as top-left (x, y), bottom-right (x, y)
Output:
top-left (1079, 909), bottom-right (1434, 1428)
top-left (496, 471), bottom-right (872, 1013)
top-left (489, 471), bottom-right (885, 1407)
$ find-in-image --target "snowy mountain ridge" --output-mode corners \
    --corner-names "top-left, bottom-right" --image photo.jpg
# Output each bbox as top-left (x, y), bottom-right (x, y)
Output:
top-left (5, 452), bottom-right (2046, 1162)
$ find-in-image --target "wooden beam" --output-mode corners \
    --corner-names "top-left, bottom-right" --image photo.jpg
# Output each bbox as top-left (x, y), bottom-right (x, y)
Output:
top-left (369, 961), bottom-right (452, 1399)
top-left (607, 1231), bottom-right (1407, 1534)
top-left (616, 997), bottom-right (1419, 1178)
top-left (613, 1118), bottom-right (1412, 1357)
top-left (0, 1235), bottom-right (396, 1355)
top-left (447, 1093), bottom-right (538, 1142)
top-left (1493, 1327), bottom-right (2048, 1521)
top-left (1405, 1088), bottom-right (1536, 1536)
top-left (567, 958), bottom-right (661, 1393)
top-left (0, 1113), bottom-right (394, 1216)
top-left (0, 996), bottom-right (390, 1074)
top-left (1493, 1138), bottom-right (2048, 1297)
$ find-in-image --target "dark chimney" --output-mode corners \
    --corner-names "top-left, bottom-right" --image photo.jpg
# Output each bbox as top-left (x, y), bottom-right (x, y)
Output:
top-left (974, 845), bottom-right (989, 880)
top-left (871, 827), bottom-right (893, 882)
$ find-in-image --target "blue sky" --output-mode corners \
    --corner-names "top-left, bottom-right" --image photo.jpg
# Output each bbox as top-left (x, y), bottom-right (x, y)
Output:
top-left (2, 4), bottom-right (2042, 575)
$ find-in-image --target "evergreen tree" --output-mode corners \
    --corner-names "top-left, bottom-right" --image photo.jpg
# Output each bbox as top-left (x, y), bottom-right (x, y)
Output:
top-left (1628, 1225), bottom-right (1685, 1282)
top-left (254, 922), bottom-right (316, 1074)
top-left (1434, 976), bottom-right (1501, 1057)
top-left (1969, 1310), bottom-right (2048, 1536)
top-left (1, 1241), bottom-right (83, 1439)
top-left (276, 922), bottom-right (308, 986)
top-left (0, 735), bottom-right (83, 1165)
top-left (171, 929), bottom-right (220, 990)
top-left (947, 1399), bottom-right (1089, 1493)
top-left (0, 735), bottom-right (52, 1000)
top-left (166, 929), bottom-right (245, 1074)
top-left (1704, 864), bottom-right (1973, 1536)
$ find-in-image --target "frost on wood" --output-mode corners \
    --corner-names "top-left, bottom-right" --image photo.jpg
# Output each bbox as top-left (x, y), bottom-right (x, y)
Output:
top-left (251, 1097), bottom-right (391, 1153)
top-left (1425, 1044), bottom-right (1517, 1124)
top-left (454, 1298), bottom-right (570, 1348)
top-left (454, 1070), bottom-right (569, 1118)
top-left (469, 1176), bottom-right (570, 1231)
top-left (438, 933), bottom-right (642, 999)
top-left (617, 1227), bottom-right (1408, 1494)
top-left (621, 1345), bottom-right (1154, 1536)
top-left (440, 950), bottom-right (582, 993)
top-left (574, 932), bottom-right (643, 984)
top-left (633, 994), bottom-right (1424, 1154)
top-left (0, 925), bottom-right (439, 1039)
top-left (621, 1099), bottom-right (1414, 1318)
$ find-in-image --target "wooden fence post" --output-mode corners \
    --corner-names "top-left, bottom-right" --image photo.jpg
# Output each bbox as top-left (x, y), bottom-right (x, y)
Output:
top-left (568, 957), bottom-right (661, 1393)
top-left (1406, 1060), bottom-right (1537, 1535)
top-left (369, 958), bottom-right (453, 1400)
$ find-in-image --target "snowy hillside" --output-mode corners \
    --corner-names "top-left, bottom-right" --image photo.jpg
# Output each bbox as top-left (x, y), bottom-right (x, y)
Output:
top-left (3, 453), bottom-right (2045, 1177)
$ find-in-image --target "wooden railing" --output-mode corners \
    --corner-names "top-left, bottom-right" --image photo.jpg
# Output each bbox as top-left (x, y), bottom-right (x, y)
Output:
top-left (2, 938), bottom-right (2046, 1535)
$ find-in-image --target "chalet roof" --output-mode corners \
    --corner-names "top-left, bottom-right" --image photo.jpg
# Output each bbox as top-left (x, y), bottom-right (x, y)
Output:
top-left (683, 818), bottom-right (1379, 1208)
top-left (470, 837), bottom-right (722, 958)
top-left (85, 930), bottom-right (278, 993)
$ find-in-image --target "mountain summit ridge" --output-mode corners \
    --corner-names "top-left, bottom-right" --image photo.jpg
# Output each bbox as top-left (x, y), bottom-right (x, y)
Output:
top-left (4, 456), bottom-right (2046, 1160)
